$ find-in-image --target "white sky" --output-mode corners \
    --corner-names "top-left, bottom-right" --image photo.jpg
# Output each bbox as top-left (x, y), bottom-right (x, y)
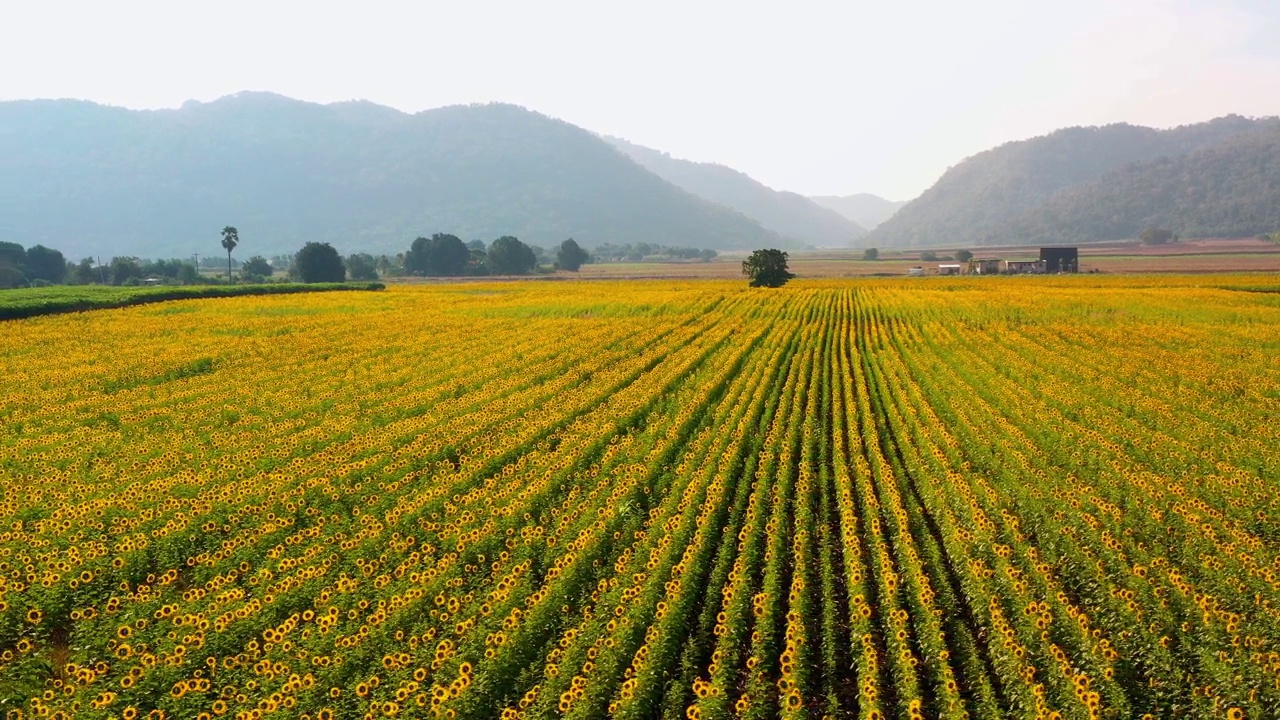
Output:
top-left (3, 0), bottom-right (1279, 200)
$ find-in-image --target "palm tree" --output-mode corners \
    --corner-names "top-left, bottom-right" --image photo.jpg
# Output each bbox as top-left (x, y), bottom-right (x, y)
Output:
top-left (220, 226), bottom-right (239, 280)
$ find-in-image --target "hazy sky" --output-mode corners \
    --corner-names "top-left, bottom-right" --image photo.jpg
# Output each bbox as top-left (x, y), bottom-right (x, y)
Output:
top-left (4, 0), bottom-right (1279, 200)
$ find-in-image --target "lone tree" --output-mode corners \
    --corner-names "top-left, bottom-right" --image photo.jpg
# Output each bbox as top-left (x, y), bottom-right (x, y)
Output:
top-left (742, 248), bottom-right (794, 288)
top-left (220, 226), bottom-right (239, 280)
top-left (1140, 227), bottom-right (1174, 245)
top-left (556, 238), bottom-right (590, 272)
top-left (241, 256), bottom-right (273, 279)
top-left (955, 249), bottom-right (974, 262)
top-left (294, 242), bottom-right (346, 283)
top-left (26, 245), bottom-right (66, 284)
top-left (488, 236), bottom-right (537, 275)
top-left (862, 247), bottom-right (879, 261)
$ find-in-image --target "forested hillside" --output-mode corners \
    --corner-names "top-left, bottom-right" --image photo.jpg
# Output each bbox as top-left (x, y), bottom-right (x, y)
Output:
top-left (606, 136), bottom-right (866, 246)
top-left (869, 115), bottom-right (1277, 248)
top-left (1009, 124), bottom-right (1280, 243)
top-left (0, 94), bottom-right (784, 258)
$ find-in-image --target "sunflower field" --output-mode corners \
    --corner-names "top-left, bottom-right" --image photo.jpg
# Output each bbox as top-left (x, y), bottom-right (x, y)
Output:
top-left (0, 277), bottom-right (1277, 719)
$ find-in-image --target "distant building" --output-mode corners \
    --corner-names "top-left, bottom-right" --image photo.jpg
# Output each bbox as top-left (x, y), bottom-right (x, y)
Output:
top-left (969, 259), bottom-right (1001, 275)
top-left (1005, 260), bottom-right (1045, 274)
top-left (907, 267), bottom-right (925, 277)
top-left (1040, 247), bottom-right (1079, 273)
top-left (937, 264), bottom-right (962, 276)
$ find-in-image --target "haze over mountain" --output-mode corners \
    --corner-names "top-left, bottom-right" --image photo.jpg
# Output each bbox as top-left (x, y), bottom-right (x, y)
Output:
top-left (870, 115), bottom-right (1280, 249)
top-left (0, 93), bottom-right (787, 259)
top-left (807, 194), bottom-right (906, 231)
top-left (605, 137), bottom-right (866, 247)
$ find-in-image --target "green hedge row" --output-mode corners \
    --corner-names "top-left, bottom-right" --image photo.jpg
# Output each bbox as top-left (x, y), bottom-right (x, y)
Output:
top-left (0, 283), bottom-right (385, 321)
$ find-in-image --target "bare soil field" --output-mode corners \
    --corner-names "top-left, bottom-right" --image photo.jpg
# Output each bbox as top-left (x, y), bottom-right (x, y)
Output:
top-left (570, 238), bottom-right (1280, 279)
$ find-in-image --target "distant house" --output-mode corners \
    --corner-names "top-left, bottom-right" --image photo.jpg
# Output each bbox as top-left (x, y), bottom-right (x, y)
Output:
top-left (937, 264), bottom-right (962, 276)
top-left (970, 259), bottom-right (1001, 275)
top-left (141, 276), bottom-right (164, 286)
top-left (1005, 260), bottom-right (1044, 274)
top-left (907, 267), bottom-right (925, 277)
top-left (1040, 247), bottom-right (1079, 273)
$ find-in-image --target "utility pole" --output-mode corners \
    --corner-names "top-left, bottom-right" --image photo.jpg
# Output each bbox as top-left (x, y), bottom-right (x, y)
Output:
top-left (193, 252), bottom-right (200, 271)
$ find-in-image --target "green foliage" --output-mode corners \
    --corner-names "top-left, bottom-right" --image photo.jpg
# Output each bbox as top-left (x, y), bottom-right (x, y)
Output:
top-left (140, 258), bottom-right (188, 280)
top-left (220, 226), bottom-right (239, 279)
top-left (742, 248), bottom-right (794, 288)
top-left (405, 234), bottom-right (470, 276)
top-left (556, 238), bottom-right (590, 272)
top-left (0, 267), bottom-right (23, 289)
top-left (862, 248), bottom-right (879, 261)
top-left (1140, 227), bottom-right (1175, 245)
top-left (23, 245), bottom-right (64, 284)
top-left (241, 256), bottom-right (273, 277)
top-left (488, 236), bottom-right (538, 275)
top-left (176, 264), bottom-right (202, 284)
top-left (0, 282), bottom-right (383, 321)
top-left (68, 257), bottom-right (98, 285)
top-left (294, 242), bottom-right (346, 283)
top-left (109, 257), bottom-right (143, 286)
top-left (955, 249), bottom-right (974, 262)
top-left (0, 242), bottom-right (24, 268)
top-left (0, 242), bottom-right (25, 288)
top-left (591, 243), bottom-right (717, 262)
top-left (920, 251), bottom-right (939, 262)
top-left (344, 253), bottom-right (379, 281)
top-left (1014, 128), bottom-right (1280, 243)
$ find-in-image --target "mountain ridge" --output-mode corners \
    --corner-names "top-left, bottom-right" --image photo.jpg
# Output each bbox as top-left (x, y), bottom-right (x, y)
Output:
top-left (1007, 123), bottom-right (1280, 243)
top-left (604, 136), bottom-right (866, 247)
top-left (869, 114), bottom-right (1279, 248)
top-left (0, 94), bottom-right (788, 259)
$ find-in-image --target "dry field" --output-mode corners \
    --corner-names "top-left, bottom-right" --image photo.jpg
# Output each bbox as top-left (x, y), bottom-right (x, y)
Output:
top-left (565, 238), bottom-right (1280, 280)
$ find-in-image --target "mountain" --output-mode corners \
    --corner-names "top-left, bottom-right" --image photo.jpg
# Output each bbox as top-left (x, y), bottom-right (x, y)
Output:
top-left (605, 136), bottom-right (865, 247)
top-left (0, 93), bottom-right (786, 259)
top-left (808, 193), bottom-right (906, 230)
top-left (869, 115), bottom-right (1276, 248)
top-left (1008, 123), bottom-right (1280, 243)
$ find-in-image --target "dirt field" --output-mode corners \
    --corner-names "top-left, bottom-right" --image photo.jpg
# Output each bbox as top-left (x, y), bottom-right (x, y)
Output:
top-left (378, 239), bottom-right (1280, 284)
top-left (570, 238), bottom-right (1280, 279)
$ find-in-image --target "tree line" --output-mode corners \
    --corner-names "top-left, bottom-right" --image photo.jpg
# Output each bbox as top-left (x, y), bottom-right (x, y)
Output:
top-left (0, 232), bottom-right (699, 288)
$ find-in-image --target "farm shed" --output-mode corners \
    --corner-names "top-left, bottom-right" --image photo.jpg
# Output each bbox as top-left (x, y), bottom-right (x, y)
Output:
top-left (1040, 247), bottom-right (1079, 273)
top-left (969, 259), bottom-right (1002, 275)
top-left (1005, 260), bottom-right (1045, 274)
top-left (938, 264), bottom-right (962, 276)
